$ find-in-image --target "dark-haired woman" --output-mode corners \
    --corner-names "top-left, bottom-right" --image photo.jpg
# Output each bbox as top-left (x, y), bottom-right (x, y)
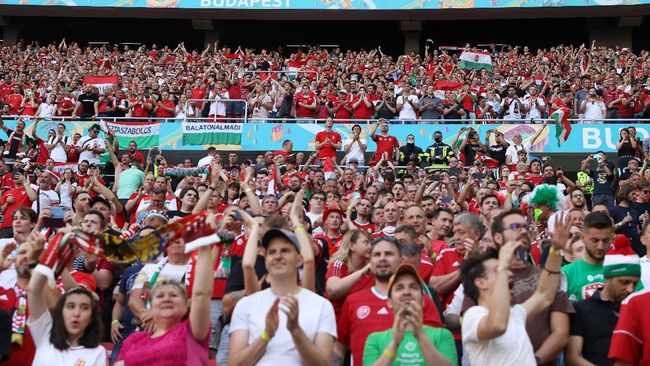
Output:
top-left (28, 265), bottom-right (106, 365)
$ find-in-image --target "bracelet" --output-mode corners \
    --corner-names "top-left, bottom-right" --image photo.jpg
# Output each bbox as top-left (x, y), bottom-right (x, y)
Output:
top-left (260, 329), bottom-right (272, 342)
top-left (544, 267), bottom-right (562, 275)
top-left (383, 348), bottom-right (397, 361)
top-left (549, 247), bottom-right (560, 256)
top-left (111, 319), bottom-right (120, 326)
top-left (294, 225), bottom-right (306, 232)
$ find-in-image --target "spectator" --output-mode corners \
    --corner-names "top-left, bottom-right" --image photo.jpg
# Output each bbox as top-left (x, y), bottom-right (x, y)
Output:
top-left (72, 85), bottom-right (99, 119)
top-left (419, 85), bottom-right (444, 122)
top-left (369, 119), bottom-right (399, 165)
top-left (314, 117), bottom-right (342, 163)
top-left (0, 171), bottom-right (37, 238)
top-left (342, 124), bottom-right (366, 166)
top-left (460, 215), bottom-right (569, 365)
top-left (75, 124), bottom-right (105, 165)
top-left (229, 224), bottom-right (335, 365)
top-left (363, 264), bottom-right (457, 366)
top-left (45, 123), bottom-right (71, 163)
top-left (567, 238), bottom-right (640, 366)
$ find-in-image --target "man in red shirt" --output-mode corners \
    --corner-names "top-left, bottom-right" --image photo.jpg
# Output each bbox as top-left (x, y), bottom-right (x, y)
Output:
top-left (352, 87), bottom-right (374, 120)
top-left (369, 119), bottom-right (399, 165)
top-left (332, 90), bottom-right (353, 121)
top-left (153, 91), bottom-right (176, 118)
top-left (126, 141), bottom-right (145, 166)
top-left (0, 171), bottom-right (36, 238)
top-left (5, 85), bottom-right (23, 115)
top-left (430, 212), bottom-right (484, 310)
top-left (609, 289), bottom-right (650, 364)
top-left (314, 117), bottom-right (342, 162)
top-left (295, 85), bottom-right (316, 119)
top-left (347, 198), bottom-right (376, 234)
top-left (336, 237), bottom-right (443, 366)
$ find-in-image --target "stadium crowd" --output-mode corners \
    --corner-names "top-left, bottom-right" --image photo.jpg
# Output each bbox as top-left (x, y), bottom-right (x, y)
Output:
top-left (0, 40), bottom-right (648, 366)
top-left (0, 40), bottom-right (648, 121)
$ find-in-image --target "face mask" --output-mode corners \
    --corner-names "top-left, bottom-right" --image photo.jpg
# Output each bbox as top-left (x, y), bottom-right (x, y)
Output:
top-left (434, 137), bottom-right (442, 143)
top-left (407, 141), bottom-right (415, 146)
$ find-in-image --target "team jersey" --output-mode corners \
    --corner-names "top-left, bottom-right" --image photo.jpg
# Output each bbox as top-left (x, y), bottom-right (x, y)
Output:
top-left (609, 289), bottom-right (650, 365)
top-left (337, 286), bottom-right (444, 366)
top-left (324, 259), bottom-right (375, 316)
top-left (432, 248), bottom-right (464, 309)
top-left (561, 258), bottom-right (604, 302)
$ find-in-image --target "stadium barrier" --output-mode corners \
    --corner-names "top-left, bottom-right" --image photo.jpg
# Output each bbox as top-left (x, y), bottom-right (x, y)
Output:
top-left (1, 118), bottom-right (647, 154)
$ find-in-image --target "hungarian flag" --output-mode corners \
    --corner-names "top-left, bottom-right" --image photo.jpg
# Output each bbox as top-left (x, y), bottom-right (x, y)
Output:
top-left (103, 121), bottom-right (160, 149)
top-left (459, 51), bottom-right (493, 72)
top-left (82, 75), bottom-right (119, 94)
top-left (551, 107), bottom-right (572, 146)
top-left (433, 80), bottom-right (463, 99)
top-left (182, 122), bottom-right (242, 145)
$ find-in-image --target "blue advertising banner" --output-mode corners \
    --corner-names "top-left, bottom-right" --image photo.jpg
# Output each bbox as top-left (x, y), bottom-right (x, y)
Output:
top-left (0, 119), bottom-right (645, 154)
top-left (0, 0), bottom-right (647, 9)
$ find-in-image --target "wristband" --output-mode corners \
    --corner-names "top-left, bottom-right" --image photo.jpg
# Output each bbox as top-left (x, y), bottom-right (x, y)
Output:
top-left (544, 267), bottom-right (562, 275)
top-left (383, 348), bottom-right (397, 361)
top-left (111, 319), bottom-right (121, 326)
top-left (549, 246), bottom-right (560, 255)
top-left (260, 329), bottom-right (272, 342)
top-left (294, 225), bottom-right (306, 232)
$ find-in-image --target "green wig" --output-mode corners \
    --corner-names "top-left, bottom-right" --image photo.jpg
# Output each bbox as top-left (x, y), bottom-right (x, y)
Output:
top-left (527, 184), bottom-right (563, 212)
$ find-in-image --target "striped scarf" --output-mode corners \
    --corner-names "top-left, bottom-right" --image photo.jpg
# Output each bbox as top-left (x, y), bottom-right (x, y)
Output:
top-left (11, 285), bottom-right (27, 345)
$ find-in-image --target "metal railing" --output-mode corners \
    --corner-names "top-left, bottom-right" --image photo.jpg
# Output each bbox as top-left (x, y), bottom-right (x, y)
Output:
top-left (183, 98), bottom-right (249, 122)
top-left (2, 115), bottom-right (649, 124)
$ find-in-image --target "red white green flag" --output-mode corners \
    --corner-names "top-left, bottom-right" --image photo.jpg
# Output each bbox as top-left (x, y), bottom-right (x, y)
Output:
top-left (551, 107), bottom-right (572, 146)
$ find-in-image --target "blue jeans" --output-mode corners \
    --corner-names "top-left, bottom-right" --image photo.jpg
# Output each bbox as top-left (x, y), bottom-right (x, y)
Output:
top-left (592, 194), bottom-right (614, 207)
top-left (216, 323), bottom-right (230, 365)
top-left (210, 299), bottom-right (224, 350)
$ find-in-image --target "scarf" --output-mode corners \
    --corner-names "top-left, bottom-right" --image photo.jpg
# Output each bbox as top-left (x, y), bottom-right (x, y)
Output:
top-left (160, 166), bottom-right (210, 177)
top-left (11, 285), bottom-right (27, 345)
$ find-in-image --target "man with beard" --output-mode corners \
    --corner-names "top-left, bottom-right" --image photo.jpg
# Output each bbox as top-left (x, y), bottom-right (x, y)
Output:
top-left (463, 209), bottom-right (574, 365)
top-left (460, 212), bottom-right (570, 366)
top-left (65, 191), bottom-right (91, 227)
top-left (569, 188), bottom-right (589, 213)
top-left (567, 239), bottom-right (640, 366)
top-left (0, 209), bottom-right (43, 365)
top-left (562, 212), bottom-right (614, 302)
top-left (125, 141), bottom-right (145, 166)
top-left (335, 237), bottom-right (443, 366)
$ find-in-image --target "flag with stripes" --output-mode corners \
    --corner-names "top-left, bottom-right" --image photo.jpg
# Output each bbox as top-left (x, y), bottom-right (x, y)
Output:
top-left (551, 107), bottom-right (572, 146)
top-left (459, 51), bottom-right (493, 72)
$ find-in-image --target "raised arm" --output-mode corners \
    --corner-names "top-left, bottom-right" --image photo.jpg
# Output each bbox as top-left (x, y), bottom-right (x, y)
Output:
top-left (290, 189), bottom-right (315, 292)
top-left (523, 215), bottom-right (570, 319)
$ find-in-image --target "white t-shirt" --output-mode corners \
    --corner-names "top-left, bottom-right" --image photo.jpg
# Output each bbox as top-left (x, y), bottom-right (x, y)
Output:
top-left (37, 103), bottom-right (56, 119)
top-left (77, 136), bottom-right (106, 165)
top-left (209, 90), bottom-right (230, 117)
top-left (58, 182), bottom-right (77, 209)
top-left (462, 304), bottom-right (536, 366)
top-left (443, 284), bottom-right (465, 317)
top-left (197, 155), bottom-right (214, 167)
top-left (343, 138), bottom-right (366, 164)
top-left (28, 311), bottom-right (106, 366)
top-left (505, 142), bottom-right (532, 163)
top-left (397, 95), bottom-right (419, 120)
top-left (31, 186), bottom-right (60, 212)
top-left (523, 95), bottom-right (545, 120)
top-left (132, 259), bottom-right (189, 292)
top-left (230, 288), bottom-right (337, 366)
top-left (583, 100), bottom-right (606, 121)
top-left (47, 135), bottom-right (71, 163)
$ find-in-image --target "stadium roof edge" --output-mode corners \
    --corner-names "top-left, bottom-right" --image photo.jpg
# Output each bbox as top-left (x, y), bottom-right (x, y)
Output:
top-left (0, 5), bottom-right (648, 21)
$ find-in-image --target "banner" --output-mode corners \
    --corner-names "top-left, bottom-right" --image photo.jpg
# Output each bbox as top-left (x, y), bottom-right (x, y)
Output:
top-left (104, 121), bottom-right (160, 149)
top-left (0, 119), bottom-right (646, 154)
top-left (459, 51), bottom-right (493, 72)
top-left (2, 0), bottom-right (649, 9)
top-left (82, 76), bottom-right (119, 94)
top-left (182, 122), bottom-right (242, 145)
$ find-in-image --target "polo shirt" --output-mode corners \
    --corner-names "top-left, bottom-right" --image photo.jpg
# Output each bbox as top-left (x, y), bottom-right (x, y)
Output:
top-left (570, 289), bottom-right (618, 366)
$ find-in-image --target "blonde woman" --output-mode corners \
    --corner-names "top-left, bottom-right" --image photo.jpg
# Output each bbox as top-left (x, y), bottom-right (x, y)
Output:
top-left (325, 229), bottom-right (373, 316)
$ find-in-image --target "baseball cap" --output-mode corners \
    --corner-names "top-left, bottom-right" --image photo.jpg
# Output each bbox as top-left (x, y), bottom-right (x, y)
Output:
top-left (261, 228), bottom-right (301, 253)
top-left (387, 264), bottom-right (425, 297)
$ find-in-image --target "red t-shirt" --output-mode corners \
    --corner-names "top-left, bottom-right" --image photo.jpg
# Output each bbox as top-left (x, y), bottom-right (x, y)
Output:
top-left (352, 95), bottom-right (375, 120)
top-left (350, 220), bottom-right (376, 234)
top-left (432, 248), bottom-right (464, 309)
top-left (618, 92), bottom-right (637, 117)
top-left (0, 172), bottom-right (15, 191)
top-left (155, 101), bottom-right (176, 118)
top-left (1, 187), bottom-right (32, 229)
top-left (324, 259), bottom-right (375, 316)
top-left (131, 98), bottom-right (153, 118)
top-left (333, 100), bottom-right (353, 120)
top-left (370, 134), bottom-right (399, 164)
top-left (230, 234), bottom-right (248, 258)
top-left (0, 287), bottom-right (36, 366)
top-left (314, 130), bottom-right (341, 159)
top-left (419, 258), bottom-right (435, 284)
top-left (295, 92), bottom-right (315, 118)
top-left (609, 289), bottom-right (650, 365)
top-left (430, 239), bottom-right (450, 261)
top-left (337, 287), bottom-right (443, 366)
